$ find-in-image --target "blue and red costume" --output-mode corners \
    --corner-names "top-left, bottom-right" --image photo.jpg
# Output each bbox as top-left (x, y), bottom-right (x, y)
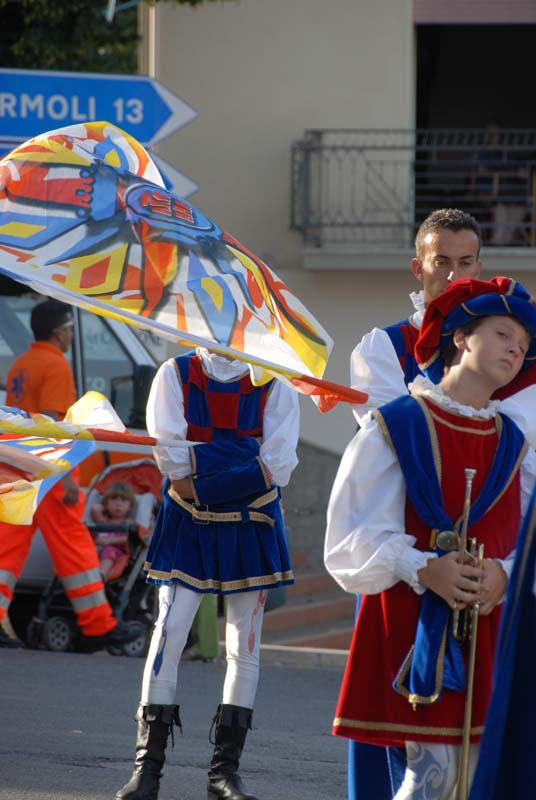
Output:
top-left (144, 353), bottom-right (294, 594)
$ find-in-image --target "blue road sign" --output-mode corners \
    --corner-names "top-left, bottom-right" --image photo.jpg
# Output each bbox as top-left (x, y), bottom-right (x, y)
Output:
top-left (0, 68), bottom-right (197, 146)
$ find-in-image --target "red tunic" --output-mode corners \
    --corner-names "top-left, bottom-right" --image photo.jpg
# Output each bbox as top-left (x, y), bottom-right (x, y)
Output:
top-left (333, 398), bottom-right (522, 746)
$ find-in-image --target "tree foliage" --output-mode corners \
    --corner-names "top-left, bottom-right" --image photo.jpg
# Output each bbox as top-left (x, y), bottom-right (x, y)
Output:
top-left (0, 0), bottom-right (222, 73)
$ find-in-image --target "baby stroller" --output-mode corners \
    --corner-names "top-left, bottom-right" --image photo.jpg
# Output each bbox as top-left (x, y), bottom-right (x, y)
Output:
top-left (10, 458), bottom-right (162, 657)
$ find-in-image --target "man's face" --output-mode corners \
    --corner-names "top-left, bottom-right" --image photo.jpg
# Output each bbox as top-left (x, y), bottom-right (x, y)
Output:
top-left (411, 229), bottom-right (482, 305)
top-left (54, 314), bottom-right (75, 353)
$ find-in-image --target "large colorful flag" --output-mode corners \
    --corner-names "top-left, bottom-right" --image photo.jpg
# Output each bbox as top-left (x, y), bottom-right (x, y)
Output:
top-left (0, 121), bottom-right (366, 411)
top-left (0, 392), bottom-right (195, 449)
top-left (0, 424), bottom-right (95, 525)
top-left (0, 390), bottom-right (188, 524)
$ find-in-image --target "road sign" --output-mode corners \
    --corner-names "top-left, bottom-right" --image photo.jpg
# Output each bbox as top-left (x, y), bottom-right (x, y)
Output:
top-left (0, 68), bottom-right (197, 147)
top-left (150, 153), bottom-right (198, 198)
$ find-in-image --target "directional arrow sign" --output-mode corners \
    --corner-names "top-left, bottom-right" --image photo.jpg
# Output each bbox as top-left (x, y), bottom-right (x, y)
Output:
top-left (0, 67), bottom-right (197, 147)
top-left (150, 153), bottom-right (198, 198)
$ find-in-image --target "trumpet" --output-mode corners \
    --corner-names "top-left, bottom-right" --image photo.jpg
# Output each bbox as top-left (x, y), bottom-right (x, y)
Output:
top-left (452, 468), bottom-right (476, 641)
top-left (453, 467), bottom-right (484, 800)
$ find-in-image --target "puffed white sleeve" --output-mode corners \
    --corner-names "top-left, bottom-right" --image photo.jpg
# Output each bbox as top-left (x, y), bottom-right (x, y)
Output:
top-left (500, 385), bottom-right (536, 449)
top-left (497, 444), bottom-right (536, 582)
top-left (259, 380), bottom-right (300, 487)
top-left (324, 415), bottom-right (435, 595)
top-left (146, 359), bottom-right (192, 479)
top-left (350, 328), bottom-right (409, 425)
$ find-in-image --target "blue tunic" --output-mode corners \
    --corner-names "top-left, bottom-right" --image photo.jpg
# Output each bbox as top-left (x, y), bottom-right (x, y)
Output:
top-left (144, 354), bottom-right (294, 594)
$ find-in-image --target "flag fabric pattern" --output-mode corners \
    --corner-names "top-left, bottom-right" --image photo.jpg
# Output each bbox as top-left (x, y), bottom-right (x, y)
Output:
top-left (0, 392), bottom-right (193, 449)
top-left (0, 122), bottom-right (367, 411)
top-left (0, 413), bottom-right (95, 524)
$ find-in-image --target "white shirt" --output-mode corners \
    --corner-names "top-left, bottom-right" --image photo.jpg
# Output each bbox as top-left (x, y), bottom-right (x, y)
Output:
top-left (350, 291), bottom-right (424, 424)
top-left (324, 377), bottom-right (536, 596)
top-left (146, 348), bottom-right (300, 486)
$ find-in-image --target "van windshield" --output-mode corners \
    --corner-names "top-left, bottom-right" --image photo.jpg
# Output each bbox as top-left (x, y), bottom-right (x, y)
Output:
top-left (0, 291), bottom-right (153, 427)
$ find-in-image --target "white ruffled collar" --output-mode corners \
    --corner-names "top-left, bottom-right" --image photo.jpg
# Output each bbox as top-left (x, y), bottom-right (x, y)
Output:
top-left (409, 375), bottom-right (501, 419)
top-left (409, 289), bottom-right (426, 327)
top-left (197, 347), bottom-right (248, 380)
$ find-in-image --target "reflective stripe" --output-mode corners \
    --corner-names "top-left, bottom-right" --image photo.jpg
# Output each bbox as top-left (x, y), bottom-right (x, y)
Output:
top-left (0, 593), bottom-right (10, 610)
top-left (69, 589), bottom-right (108, 612)
top-left (62, 568), bottom-right (102, 591)
top-left (0, 569), bottom-right (16, 590)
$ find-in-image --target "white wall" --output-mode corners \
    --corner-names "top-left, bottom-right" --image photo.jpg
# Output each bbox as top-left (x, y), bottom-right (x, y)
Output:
top-left (280, 267), bottom-right (418, 452)
top-left (149, 0), bottom-right (417, 454)
top-left (154, 0), bottom-right (415, 271)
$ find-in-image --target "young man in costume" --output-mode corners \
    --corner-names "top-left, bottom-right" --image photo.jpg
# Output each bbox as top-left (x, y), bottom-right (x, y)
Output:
top-left (347, 208), bottom-right (484, 799)
top-left (346, 209), bottom-right (536, 800)
top-left (351, 208), bottom-right (483, 421)
top-left (325, 277), bottom-right (536, 799)
top-left (116, 347), bottom-right (299, 800)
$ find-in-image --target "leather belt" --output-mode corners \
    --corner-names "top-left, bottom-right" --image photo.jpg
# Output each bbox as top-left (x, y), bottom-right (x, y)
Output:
top-left (168, 487), bottom-right (278, 527)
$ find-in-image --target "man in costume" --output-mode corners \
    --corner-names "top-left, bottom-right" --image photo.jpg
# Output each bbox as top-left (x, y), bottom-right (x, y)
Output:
top-left (346, 209), bottom-right (536, 799)
top-left (116, 346), bottom-right (299, 800)
top-left (351, 208), bottom-right (483, 420)
top-left (347, 208), bottom-right (484, 799)
top-left (325, 276), bottom-right (536, 799)
top-left (0, 299), bottom-right (138, 650)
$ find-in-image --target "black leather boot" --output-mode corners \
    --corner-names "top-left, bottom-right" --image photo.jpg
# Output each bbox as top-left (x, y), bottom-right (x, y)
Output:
top-left (115, 704), bottom-right (181, 800)
top-left (207, 704), bottom-right (258, 800)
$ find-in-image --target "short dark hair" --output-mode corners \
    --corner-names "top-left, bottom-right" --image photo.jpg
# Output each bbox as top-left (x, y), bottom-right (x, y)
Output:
top-left (442, 318), bottom-right (483, 369)
top-left (415, 209), bottom-right (482, 259)
top-left (30, 299), bottom-right (72, 341)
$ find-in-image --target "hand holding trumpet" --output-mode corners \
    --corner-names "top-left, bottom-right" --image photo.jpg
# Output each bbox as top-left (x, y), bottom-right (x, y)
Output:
top-left (417, 550), bottom-right (507, 614)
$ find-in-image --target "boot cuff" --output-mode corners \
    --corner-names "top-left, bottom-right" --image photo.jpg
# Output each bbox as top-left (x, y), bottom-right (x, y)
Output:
top-left (216, 704), bottom-right (253, 729)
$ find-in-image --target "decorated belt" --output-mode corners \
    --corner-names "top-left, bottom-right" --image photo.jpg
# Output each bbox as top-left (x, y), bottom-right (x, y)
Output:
top-left (168, 487), bottom-right (278, 527)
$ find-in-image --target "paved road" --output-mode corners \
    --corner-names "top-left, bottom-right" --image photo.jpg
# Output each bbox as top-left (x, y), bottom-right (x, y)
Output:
top-left (1, 648), bottom-right (347, 800)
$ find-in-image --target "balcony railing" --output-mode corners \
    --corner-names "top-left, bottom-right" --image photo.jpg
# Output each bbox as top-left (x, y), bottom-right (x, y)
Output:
top-left (290, 129), bottom-right (536, 247)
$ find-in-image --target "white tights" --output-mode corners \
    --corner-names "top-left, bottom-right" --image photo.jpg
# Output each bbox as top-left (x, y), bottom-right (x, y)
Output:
top-left (393, 741), bottom-right (480, 800)
top-left (141, 584), bottom-right (267, 708)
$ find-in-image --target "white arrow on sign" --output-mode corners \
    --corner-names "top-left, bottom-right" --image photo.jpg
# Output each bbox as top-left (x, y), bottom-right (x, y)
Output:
top-left (150, 153), bottom-right (198, 198)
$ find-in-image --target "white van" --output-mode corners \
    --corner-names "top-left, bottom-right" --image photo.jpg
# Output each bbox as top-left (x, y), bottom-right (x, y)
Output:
top-left (0, 276), bottom-right (159, 594)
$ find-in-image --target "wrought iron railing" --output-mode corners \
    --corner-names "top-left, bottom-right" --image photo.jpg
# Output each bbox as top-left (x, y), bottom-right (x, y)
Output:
top-left (290, 129), bottom-right (536, 247)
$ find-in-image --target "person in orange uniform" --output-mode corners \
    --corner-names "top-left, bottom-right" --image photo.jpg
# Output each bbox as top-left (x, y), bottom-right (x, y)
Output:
top-left (0, 298), bottom-right (136, 650)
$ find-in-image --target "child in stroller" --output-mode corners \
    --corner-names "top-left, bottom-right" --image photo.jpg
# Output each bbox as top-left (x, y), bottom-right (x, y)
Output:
top-left (10, 458), bottom-right (162, 656)
top-left (83, 458), bottom-right (162, 656)
top-left (90, 481), bottom-right (137, 581)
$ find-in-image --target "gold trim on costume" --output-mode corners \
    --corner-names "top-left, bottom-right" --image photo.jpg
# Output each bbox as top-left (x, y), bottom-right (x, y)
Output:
top-left (373, 409), bottom-right (397, 458)
top-left (500, 295), bottom-right (512, 314)
top-left (413, 396), bottom-right (442, 484)
top-left (333, 717), bottom-right (484, 738)
top-left (257, 456), bottom-right (272, 489)
top-left (424, 406), bottom-right (497, 435)
top-left (168, 486), bottom-right (278, 527)
top-left (460, 302), bottom-right (479, 317)
top-left (393, 624), bottom-right (448, 707)
top-left (143, 563), bottom-right (293, 592)
top-left (417, 347), bottom-right (441, 372)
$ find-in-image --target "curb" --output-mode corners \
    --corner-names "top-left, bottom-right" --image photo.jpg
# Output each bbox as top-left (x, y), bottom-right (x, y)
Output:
top-left (217, 641), bottom-right (348, 670)
top-left (259, 643), bottom-right (348, 670)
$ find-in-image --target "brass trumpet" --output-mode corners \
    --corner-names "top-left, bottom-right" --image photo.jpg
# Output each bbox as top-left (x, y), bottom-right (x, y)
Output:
top-left (452, 468), bottom-right (476, 641)
top-left (454, 468), bottom-right (484, 800)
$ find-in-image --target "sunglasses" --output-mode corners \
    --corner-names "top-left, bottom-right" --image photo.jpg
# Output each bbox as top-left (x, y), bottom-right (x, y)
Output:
top-left (55, 320), bottom-right (74, 332)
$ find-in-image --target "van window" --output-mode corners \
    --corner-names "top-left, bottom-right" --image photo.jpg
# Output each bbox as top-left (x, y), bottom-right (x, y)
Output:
top-left (0, 292), bottom-right (145, 426)
top-left (80, 311), bottom-right (135, 399)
